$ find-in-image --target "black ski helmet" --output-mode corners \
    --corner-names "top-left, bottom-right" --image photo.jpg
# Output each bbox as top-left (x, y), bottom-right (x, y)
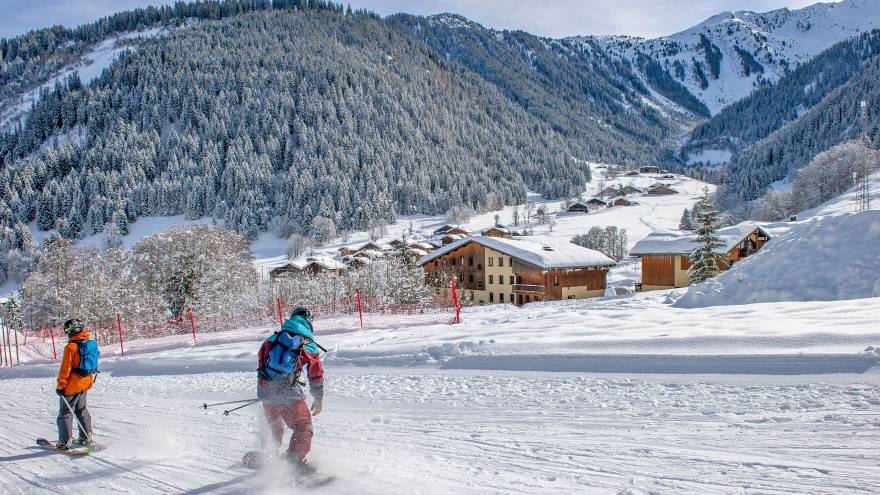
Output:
top-left (290, 306), bottom-right (314, 323)
top-left (63, 318), bottom-right (84, 336)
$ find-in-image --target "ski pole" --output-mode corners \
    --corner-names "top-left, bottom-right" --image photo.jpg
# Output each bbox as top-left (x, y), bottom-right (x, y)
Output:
top-left (201, 398), bottom-right (259, 410)
top-left (61, 394), bottom-right (93, 444)
top-left (223, 399), bottom-right (260, 416)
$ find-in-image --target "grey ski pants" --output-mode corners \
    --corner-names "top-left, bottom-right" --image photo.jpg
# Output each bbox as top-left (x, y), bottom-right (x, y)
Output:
top-left (57, 390), bottom-right (92, 443)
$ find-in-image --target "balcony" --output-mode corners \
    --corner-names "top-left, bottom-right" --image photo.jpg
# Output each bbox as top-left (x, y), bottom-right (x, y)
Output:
top-left (512, 283), bottom-right (546, 295)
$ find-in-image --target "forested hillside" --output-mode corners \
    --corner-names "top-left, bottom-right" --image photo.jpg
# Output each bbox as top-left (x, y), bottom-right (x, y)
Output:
top-left (0, 3), bottom-right (639, 284)
top-left (682, 30), bottom-right (880, 165)
top-left (389, 14), bottom-right (695, 165)
top-left (718, 54), bottom-right (880, 206)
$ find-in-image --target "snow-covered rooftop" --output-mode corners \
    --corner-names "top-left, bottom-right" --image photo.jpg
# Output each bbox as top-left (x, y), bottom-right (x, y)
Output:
top-left (630, 223), bottom-right (771, 256)
top-left (419, 236), bottom-right (616, 269)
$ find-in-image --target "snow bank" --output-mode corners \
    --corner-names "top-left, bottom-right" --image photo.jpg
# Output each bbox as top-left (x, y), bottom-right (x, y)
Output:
top-left (675, 211), bottom-right (880, 308)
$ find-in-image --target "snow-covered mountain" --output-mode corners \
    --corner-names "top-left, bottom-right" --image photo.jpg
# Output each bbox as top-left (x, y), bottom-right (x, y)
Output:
top-left (575, 0), bottom-right (880, 114)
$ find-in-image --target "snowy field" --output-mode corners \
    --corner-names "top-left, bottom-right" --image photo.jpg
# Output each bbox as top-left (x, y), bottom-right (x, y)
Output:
top-left (2, 350), bottom-right (879, 495)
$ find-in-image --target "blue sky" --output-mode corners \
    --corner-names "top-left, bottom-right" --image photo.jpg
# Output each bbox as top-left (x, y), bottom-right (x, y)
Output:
top-left (0, 0), bottom-right (829, 39)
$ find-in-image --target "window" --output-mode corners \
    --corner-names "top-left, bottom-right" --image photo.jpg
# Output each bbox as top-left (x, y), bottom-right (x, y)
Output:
top-left (468, 274), bottom-right (474, 283)
top-left (477, 264), bottom-right (483, 270)
top-left (499, 257), bottom-right (504, 267)
top-left (489, 275), bottom-right (494, 284)
top-left (468, 257), bottom-right (473, 266)
top-left (509, 276), bottom-right (514, 285)
top-left (499, 293), bottom-right (504, 302)
top-left (553, 275), bottom-right (559, 286)
top-left (489, 293), bottom-right (494, 302)
top-left (460, 257), bottom-right (465, 266)
top-left (499, 276), bottom-right (504, 285)
top-left (488, 257), bottom-right (494, 267)
top-left (509, 257), bottom-right (513, 266)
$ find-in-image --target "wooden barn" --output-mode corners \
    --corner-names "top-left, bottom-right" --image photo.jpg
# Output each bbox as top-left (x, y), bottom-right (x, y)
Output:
top-left (566, 202), bottom-right (592, 213)
top-left (630, 223), bottom-right (771, 291)
top-left (646, 184), bottom-right (678, 195)
top-left (269, 262), bottom-right (304, 280)
top-left (419, 236), bottom-right (615, 306)
top-left (481, 226), bottom-right (515, 238)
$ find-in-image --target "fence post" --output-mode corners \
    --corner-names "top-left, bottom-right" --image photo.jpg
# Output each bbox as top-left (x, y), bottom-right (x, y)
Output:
top-left (188, 308), bottom-right (197, 343)
top-left (355, 288), bottom-right (364, 329)
top-left (50, 327), bottom-right (57, 361)
top-left (6, 325), bottom-right (13, 365)
top-left (0, 321), bottom-right (5, 367)
top-left (451, 275), bottom-right (462, 324)
top-left (13, 326), bottom-right (19, 365)
top-left (276, 298), bottom-right (283, 325)
top-left (116, 312), bottom-right (125, 356)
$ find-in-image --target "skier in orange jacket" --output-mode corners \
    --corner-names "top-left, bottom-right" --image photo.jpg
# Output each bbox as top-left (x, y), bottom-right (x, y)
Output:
top-left (55, 319), bottom-right (99, 450)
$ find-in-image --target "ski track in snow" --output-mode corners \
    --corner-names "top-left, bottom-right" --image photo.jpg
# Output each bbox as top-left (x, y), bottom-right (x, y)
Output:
top-left (1, 365), bottom-right (879, 494)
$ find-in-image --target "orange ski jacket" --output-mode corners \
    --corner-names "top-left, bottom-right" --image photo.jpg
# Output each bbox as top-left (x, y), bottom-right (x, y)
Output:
top-left (56, 331), bottom-right (95, 395)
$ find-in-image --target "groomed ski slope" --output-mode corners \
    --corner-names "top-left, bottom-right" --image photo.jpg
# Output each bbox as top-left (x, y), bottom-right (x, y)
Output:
top-left (1, 349), bottom-right (879, 495)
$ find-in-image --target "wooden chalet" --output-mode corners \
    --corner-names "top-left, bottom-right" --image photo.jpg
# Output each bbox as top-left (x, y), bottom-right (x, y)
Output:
top-left (481, 226), bottom-right (515, 238)
top-left (621, 185), bottom-right (643, 195)
top-left (355, 241), bottom-right (385, 254)
top-left (301, 258), bottom-right (347, 276)
top-left (630, 223), bottom-right (771, 291)
top-left (566, 202), bottom-right (591, 213)
top-left (441, 234), bottom-right (466, 245)
top-left (586, 198), bottom-right (608, 208)
top-left (646, 184), bottom-right (678, 195)
top-left (269, 262), bottom-right (303, 280)
top-left (407, 241), bottom-right (434, 253)
top-left (338, 246), bottom-right (356, 256)
top-left (433, 225), bottom-right (470, 237)
top-left (419, 236), bottom-right (615, 306)
top-left (611, 197), bottom-right (634, 207)
top-left (639, 165), bottom-right (660, 174)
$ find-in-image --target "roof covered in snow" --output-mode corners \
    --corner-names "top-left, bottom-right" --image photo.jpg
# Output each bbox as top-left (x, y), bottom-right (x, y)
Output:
top-left (630, 223), bottom-right (771, 256)
top-left (418, 236), bottom-right (616, 269)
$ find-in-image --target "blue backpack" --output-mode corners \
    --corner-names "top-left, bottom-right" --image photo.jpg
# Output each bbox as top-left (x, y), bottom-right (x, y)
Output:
top-left (72, 340), bottom-right (99, 376)
top-left (259, 331), bottom-right (304, 381)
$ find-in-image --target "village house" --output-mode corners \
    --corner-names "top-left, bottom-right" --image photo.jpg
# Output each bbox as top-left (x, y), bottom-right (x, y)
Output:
top-left (419, 236), bottom-right (615, 306)
top-left (338, 246), bottom-right (356, 256)
top-left (639, 165), bottom-right (660, 174)
top-left (630, 223), bottom-right (771, 291)
top-left (621, 185), bottom-right (643, 195)
top-left (612, 197), bottom-right (635, 207)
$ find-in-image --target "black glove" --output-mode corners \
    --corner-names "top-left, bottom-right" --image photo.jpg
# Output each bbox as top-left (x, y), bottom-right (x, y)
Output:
top-left (55, 388), bottom-right (65, 397)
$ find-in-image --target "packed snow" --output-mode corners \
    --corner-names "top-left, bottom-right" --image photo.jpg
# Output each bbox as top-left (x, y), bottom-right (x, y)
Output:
top-left (675, 210), bottom-right (880, 308)
top-left (1, 324), bottom-right (879, 494)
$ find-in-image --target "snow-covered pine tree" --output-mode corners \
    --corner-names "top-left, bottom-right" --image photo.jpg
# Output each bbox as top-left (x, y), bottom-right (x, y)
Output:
top-left (688, 192), bottom-right (728, 285)
top-left (679, 208), bottom-right (693, 231)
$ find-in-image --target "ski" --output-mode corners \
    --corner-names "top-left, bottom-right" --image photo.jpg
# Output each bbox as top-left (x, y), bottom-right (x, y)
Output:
top-left (35, 438), bottom-right (91, 456)
top-left (241, 450), bottom-right (335, 488)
